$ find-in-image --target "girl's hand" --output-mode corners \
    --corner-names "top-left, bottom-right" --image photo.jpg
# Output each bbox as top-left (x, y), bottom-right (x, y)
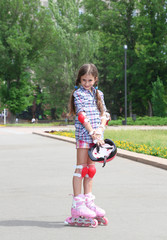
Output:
top-left (94, 127), bottom-right (104, 136)
top-left (91, 130), bottom-right (104, 146)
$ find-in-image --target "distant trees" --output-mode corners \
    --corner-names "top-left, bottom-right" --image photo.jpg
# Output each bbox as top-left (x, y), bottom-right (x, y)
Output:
top-left (0, 0), bottom-right (54, 117)
top-left (34, 0), bottom-right (99, 118)
top-left (0, 0), bottom-right (167, 120)
top-left (152, 77), bottom-right (166, 117)
top-left (80, 0), bottom-right (167, 117)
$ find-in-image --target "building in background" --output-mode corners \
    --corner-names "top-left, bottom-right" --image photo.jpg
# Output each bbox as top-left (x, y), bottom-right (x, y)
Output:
top-left (40, 0), bottom-right (48, 7)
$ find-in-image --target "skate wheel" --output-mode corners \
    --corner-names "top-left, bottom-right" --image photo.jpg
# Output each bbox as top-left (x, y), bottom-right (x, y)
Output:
top-left (96, 216), bottom-right (108, 225)
top-left (84, 223), bottom-right (90, 227)
top-left (102, 217), bottom-right (108, 225)
top-left (64, 217), bottom-right (75, 226)
top-left (76, 223), bottom-right (83, 227)
top-left (91, 219), bottom-right (98, 228)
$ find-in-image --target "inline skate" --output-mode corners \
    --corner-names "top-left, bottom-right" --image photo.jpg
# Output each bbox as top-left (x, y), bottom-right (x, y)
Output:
top-left (85, 193), bottom-right (108, 225)
top-left (64, 194), bottom-right (98, 228)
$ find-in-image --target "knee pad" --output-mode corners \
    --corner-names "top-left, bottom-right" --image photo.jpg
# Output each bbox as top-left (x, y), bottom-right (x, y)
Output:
top-left (73, 165), bottom-right (88, 178)
top-left (87, 164), bottom-right (96, 178)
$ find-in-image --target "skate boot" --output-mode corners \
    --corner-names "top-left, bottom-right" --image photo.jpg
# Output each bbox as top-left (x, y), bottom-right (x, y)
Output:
top-left (64, 194), bottom-right (98, 228)
top-left (85, 193), bottom-right (108, 225)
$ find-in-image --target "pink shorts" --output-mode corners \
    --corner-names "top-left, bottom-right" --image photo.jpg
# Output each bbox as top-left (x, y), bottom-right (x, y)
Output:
top-left (76, 140), bottom-right (94, 149)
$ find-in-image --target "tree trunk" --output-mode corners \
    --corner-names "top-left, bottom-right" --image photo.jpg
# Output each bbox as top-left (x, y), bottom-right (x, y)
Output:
top-left (129, 100), bottom-right (132, 117)
top-left (148, 100), bottom-right (153, 116)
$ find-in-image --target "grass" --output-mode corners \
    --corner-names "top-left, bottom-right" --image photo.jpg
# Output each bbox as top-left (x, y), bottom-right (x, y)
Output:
top-left (104, 129), bottom-right (167, 148)
top-left (1, 122), bottom-right (72, 127)
top-left (48, 129), bottom-right (167, 159)
top-left (104, 129), bottom-right (167, 159)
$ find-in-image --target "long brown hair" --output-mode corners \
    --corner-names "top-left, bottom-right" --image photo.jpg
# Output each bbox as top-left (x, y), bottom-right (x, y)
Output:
top-left (69, 63), bottom-right (104, 116)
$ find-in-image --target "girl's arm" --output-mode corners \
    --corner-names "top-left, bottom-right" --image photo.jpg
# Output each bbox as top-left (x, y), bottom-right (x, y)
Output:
top-left (77, 111), bottom-right (104, 145)
top-left (77, 111), bottom-right (94, 134)
top-left (94, 112), bottom-right (111, 144)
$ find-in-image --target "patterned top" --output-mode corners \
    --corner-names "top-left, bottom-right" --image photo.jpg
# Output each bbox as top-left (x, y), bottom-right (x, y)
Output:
top-left (73, 86), bottom-right (107, 143)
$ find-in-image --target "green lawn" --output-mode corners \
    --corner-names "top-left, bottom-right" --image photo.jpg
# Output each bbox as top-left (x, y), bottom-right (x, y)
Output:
top-left (104, 129), bottom-right (167, 148)
top-left (104, 129), bottom-right (167, 159)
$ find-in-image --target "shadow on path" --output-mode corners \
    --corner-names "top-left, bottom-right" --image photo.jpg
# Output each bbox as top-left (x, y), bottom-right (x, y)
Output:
top-left (0, 220), bottom-right (65, 229)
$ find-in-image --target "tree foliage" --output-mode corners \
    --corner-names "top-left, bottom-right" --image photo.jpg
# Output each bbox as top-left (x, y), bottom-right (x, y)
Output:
top-left (151, 77), bottom-right (167, 117)
top-left (34, 0), bottom-right (99, 118)
top-left (0, 0), bottom-right (54, 115)
top-left (0, 0), bottom-right (167, 119)
top-left (80, 0), bottom-right (167, 117)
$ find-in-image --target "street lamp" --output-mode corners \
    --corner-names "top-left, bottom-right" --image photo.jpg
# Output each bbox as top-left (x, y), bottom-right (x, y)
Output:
top-left (124, 45), bottom-right (128, 125)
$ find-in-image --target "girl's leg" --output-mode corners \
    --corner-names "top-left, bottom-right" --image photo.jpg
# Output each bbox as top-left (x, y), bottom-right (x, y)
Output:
top-left (73, 148), bottom-right (88, 197)
top-left (83, 157), bottom-right (96, 194)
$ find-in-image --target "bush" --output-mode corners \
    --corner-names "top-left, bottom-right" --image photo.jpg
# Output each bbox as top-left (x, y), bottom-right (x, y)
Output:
top-left (151, 77), bottom-right (166, 117)
top-left (108, 116), bottom-right (167, 126)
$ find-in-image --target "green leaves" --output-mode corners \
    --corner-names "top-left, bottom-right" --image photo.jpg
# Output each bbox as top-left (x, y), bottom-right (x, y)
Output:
top-left (81, 0), bottom-right (167, 117)
top-left (6, 26), bottom-right (31, 56)
top-left (0, 0), bottom-right (55, 115)
top-left (33, 0), bottom-right (99, 118)
top-left (151, 77), bottom-right (167, 117)
top-left (1, 0), bottom-right (167, 118)
top-left (0, 73), bottom-right (33, 114)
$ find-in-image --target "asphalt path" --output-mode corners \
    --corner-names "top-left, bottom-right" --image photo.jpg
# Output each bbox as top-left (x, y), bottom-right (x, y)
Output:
top-left (0, 127), bottom-right (167, 240)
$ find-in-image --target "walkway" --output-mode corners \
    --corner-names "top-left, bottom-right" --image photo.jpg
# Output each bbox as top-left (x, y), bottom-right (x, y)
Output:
top-left (0, 127), bottom-right (167, 239)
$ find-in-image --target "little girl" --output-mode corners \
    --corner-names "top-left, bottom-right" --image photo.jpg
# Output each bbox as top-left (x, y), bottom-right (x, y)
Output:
top-left (65, 63), bottom-right (108, 227)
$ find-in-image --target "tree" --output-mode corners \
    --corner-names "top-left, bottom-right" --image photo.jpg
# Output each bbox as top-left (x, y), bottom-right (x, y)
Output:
top-left (134, 0), bottom-right (167, 115)
top-left (80, 0), bottom-right (139, 117)
top-left (151, 77), bottom-right (166, 117)
top-left (80, 0), bottom-right (167, 117)
top-left (34, 0), bottom-right (99, 118)
top-left (0, 0), bottom-right (55, 117)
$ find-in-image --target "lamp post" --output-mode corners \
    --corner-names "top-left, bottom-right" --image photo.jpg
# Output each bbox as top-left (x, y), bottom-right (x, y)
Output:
top-left (124, 45), bottom-right (128, 125)
top-left (3, 108), bottom-right (6, 125)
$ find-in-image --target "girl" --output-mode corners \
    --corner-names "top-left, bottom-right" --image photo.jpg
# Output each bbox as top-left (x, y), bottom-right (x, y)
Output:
top-left (65, 63), bottom-right (108, 227)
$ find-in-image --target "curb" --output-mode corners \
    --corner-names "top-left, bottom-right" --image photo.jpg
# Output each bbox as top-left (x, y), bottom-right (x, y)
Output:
top-left (33, 131), bottom-right (167, 171)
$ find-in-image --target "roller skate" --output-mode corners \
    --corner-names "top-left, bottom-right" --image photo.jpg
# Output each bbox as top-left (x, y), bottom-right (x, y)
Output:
top-left (85, 193), bottom-right (108, 226)
top-left (64, 194), bottom-right (98, 228)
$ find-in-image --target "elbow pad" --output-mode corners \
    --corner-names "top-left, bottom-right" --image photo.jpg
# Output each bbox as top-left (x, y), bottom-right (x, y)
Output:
top-left (101, 112), bottom-right (111, 125)
top-left (78, 112), bottom-right (89, 124)
top-left (106, 112), bottom-right (111, 125)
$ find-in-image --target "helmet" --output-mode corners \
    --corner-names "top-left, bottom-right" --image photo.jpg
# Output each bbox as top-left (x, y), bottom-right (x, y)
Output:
top-left (88, 139), bottom-right (117, 167)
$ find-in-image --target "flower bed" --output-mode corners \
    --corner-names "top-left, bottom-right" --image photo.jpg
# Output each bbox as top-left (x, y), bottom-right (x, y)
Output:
top-left (45, 130), bottom-right (75, 138)
top-left (115, 140), bottom-right (167, 159)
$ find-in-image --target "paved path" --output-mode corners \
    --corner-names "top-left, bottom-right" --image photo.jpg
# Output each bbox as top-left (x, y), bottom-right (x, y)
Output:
top-left (0, 127), bottom-right (167, 240)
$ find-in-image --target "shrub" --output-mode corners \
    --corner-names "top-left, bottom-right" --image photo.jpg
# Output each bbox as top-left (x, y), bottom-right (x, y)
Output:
top-left (151, 77), bottom-right (166, 117)
top-left (108, 116), bottom-right (167, 126)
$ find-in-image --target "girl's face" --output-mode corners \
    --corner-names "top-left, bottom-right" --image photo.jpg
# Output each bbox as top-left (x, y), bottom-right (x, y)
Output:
top-left (80, 74), bottom-right (97, 91)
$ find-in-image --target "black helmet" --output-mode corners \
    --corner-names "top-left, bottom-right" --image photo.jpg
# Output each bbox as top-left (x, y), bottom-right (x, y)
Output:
top-left (88, 139), bottom-right (117, 167)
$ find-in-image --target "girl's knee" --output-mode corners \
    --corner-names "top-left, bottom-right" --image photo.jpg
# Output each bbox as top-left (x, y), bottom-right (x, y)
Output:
top-left (73, 164), bottom-right (88, 178)
top-left (87, 164), bottom-right (96, 178)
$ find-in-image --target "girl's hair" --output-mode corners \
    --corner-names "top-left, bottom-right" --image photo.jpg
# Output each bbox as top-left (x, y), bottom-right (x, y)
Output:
top-left (69, 63), bottom-right (104, 116)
